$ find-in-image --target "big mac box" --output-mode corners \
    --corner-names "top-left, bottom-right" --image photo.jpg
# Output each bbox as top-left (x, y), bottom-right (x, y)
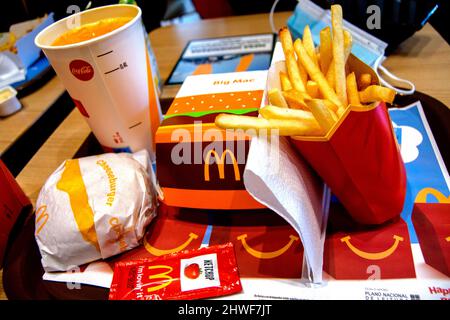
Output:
top-left (155, 71), bottom-right (267, 209)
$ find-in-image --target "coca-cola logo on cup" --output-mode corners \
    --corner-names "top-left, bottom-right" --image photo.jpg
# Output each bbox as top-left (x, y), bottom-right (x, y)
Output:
top-left (69, 59), bottom-right (94, 81)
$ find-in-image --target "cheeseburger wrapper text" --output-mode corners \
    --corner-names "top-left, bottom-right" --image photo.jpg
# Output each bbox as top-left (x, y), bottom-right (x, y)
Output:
top-left (35, 150), bottom-right (158, 272)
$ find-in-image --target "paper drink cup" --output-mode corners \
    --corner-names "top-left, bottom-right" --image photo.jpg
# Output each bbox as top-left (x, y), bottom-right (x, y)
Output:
top-left (35, 4), bottom-right (162, 160)
top-left (267, 55), bottom-right (407, 225)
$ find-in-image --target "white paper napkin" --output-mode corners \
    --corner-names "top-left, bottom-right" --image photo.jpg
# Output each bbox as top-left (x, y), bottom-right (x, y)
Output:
top-left (243, 135), bottom-right (330, 284)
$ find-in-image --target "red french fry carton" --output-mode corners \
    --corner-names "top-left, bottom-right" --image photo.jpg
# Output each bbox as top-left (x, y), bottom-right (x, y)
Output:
top-left (324, 205), bottom-right (416, 280)
top-left (0, 160), bottom-right (32, 267)
top-left (268, 51), bottom-right (406, 225)
top-left (412, 192), bottom-right (450, 277)
top-left (290, 101), bottom-right (406, 225)
top-left (155, 71), bottom-right (267, 210)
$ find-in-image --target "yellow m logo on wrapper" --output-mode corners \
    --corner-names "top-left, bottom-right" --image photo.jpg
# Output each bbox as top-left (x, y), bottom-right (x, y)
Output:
top-left (146, 265), bottom-right (174, 293)
top-left (143, 232), bottom-right (199, 256)
top-left (204, 149), bottom-right (241, 182)
top-left (35, 205), bottom-right (49, 235)
top-left (237, 234), bottom-right (299, 259)
top-left (415, 187), bottom-right (450, 204)
top-left (340, 235), bottom-right (404, 260)
top-left (56, 159), bottom-right (100, 251)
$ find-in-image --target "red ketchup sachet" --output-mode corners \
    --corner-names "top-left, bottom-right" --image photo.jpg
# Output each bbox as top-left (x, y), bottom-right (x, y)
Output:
top-left (109, 243), bottom-right (242, 300)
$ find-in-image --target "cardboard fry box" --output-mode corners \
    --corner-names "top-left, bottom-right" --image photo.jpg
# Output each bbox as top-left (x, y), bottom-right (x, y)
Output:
top-left (155, 70), bottom-right (268, 210)
top-left (324, 205), bottom-right (416, 280)
top-left (412, 202), bottom-right (450, 277)
top-left (0, 160), bottom-right (31, 267)
top-left (267, 47), bottom-right (406, 225)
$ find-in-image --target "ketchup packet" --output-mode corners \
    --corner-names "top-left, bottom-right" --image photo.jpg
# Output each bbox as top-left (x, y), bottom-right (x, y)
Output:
top-left (109, 243), bottom-right (242, 300)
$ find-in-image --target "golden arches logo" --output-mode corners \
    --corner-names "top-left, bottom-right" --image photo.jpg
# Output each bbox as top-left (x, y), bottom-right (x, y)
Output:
top-left (56, 159), bottom-right (100, 251)
top-left (35, 205), bottom-right (49, 235)
top-left (446, 236), bottom-right (450, 242)
top-left (143, 232), bottom-right (199, 256)
top-left (204, 149), bottom-right (240, 181)
top-left (146, 265), bottom-right (174, 293)
top-left (415, 188), bottom-right (450, 203)
top-left (340, 235), bottom-right (404, 260)
top-left (237, 234), bottom-right (299, 259)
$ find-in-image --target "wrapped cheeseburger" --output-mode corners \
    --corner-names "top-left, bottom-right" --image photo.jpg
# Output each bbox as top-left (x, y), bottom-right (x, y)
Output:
top-left (35, 150), bottom-right (158, 272)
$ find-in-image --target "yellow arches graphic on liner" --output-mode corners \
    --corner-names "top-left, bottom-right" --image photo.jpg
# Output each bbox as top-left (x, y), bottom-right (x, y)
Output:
top-left (340, 235), bottom-right (404, 260)
top-left (237, 234), bottom-right (299, 259)
top-left (415, 188), bottom-right (450, 203)
top-left (144, 232), bottom-right (199, 256)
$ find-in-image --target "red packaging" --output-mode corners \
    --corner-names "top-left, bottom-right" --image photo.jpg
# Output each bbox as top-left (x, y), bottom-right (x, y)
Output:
top-left (209, 210), bottom-right (303, 278)
top-left (272, 55), bottom-right (406, 225)
top-left (412, 202), bottom-right (450, 277)
top-left (291, 102), bottom-right (406, 225)
top-left (109, 243), bottom-right (242, 300)
top-left (324, 205), bottom-right (416, 279)
top-left (0, 160), bottom-right (31, 267)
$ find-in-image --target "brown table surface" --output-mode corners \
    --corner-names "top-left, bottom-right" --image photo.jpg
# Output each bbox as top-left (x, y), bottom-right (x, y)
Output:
top-left (0, 76), bottom-right (65, 156)
top-left (1, 12), bottom-right (450, 300)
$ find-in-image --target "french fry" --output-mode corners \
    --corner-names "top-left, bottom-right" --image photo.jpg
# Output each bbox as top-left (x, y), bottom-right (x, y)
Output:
top-left (259, 105), bottom-right (323, 134)
top-left (286, 50), bottom-right (307, 92)
top-left (293, 39), bottom-right (343, 111)
top-left (322, 99), bottom-right (338, 113)
top-left (282, 89), bottom-right (310, 109)
top-left (346, 72), bottom-right (360, 105)
top-left (303, 25), bottom-right (319, 67)
top-left (319, 26), bottom-right (332, 74)
top-left (331, 4), bottom-right (347, 107)
top-left (326, 30), bottom-right (352, 92)
top-left (358, 73), bottom-right (372, 90)
top-left (214, 113), bottom-right (321, 136)
top-left (306, 80), bottom-right (320, 98)
top-left (260, 105), bottom-right (314, 122)
top-left (344, 29), bottom-right (353, 54)
top-left (279, 26), bottom-right (294, 51)
top-left (279, 27), bottom-right (307, 92)
top-left (268, 88), bottom-right (289, 108)
top-left (359, 85), bottom-right (396, 104)
top-left (306, 99), bottom-right (336, 133)
top-left (279, 71), bottom-right (293, 91)
top-left (297, 60), bottom-right (308, 87)
top-left (325, 65), bottom-right (335, 90)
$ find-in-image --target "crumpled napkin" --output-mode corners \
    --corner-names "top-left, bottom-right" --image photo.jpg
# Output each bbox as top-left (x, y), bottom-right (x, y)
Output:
top-left (243, 135), bottom-right (330, 284)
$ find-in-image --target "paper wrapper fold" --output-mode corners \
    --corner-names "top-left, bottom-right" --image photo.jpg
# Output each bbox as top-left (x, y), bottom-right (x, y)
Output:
top-left (244, 136), bottom-right (329, 284)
